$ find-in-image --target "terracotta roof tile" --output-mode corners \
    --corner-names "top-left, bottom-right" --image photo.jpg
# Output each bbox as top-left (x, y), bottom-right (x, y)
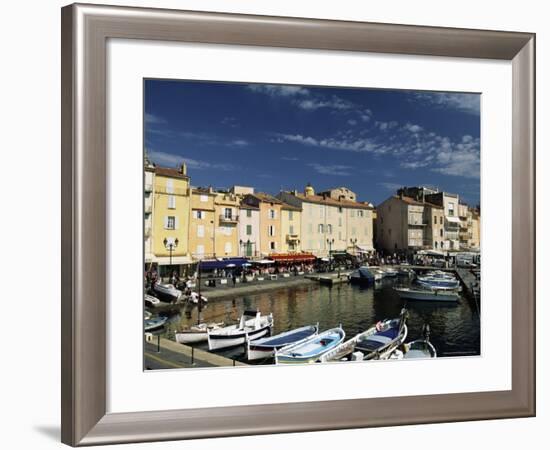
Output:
top-left (155, 166), bottom-right (188, 179)
top-left (291, 193), bottom-right (373, 210)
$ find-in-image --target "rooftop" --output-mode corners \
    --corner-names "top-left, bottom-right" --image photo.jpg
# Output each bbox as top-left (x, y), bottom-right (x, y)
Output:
top-left (288, 192), bottom-right (373, 210)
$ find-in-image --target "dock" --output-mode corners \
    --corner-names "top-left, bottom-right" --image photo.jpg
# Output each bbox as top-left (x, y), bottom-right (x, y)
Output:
top-left (144, 336), bottom-right (247, 369)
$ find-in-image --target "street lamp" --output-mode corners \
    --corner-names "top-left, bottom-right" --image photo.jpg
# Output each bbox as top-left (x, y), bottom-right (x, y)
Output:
top-left (326, 238), bottom-right (334, 271)
top-left (350, 238), bottom-right (358, 256)
top-left (163, 237), bottom-right (179, 275)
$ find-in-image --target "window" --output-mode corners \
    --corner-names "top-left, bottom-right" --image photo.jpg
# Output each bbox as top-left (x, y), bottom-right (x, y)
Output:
top-left (224, 208), bottom-right (232, 219)
top-left (318, 224), bottom-right (324, 233)
top-left (288, 210), bottom-right (293, 220)
top-left (338, 231), bottom-right (342, 241)
top-left (166, 216), bottom-right (175, 230)
top-left (200, 194), bottom-right (208, 203)
top-left (358, 210), bottom-right (364, 217)
top-left (338, 207), bottom-right (343, 213)
top-left (289, 225), bottom-right (294, 235)
top-left (167, 195), bottom-right (176, 209)
top-left (319, 206), bottom-right (324, 218)
top-left (246, 224), bottom-right (252, 235)
top-left (448, 202), bottom-right (455, 216)
top-left (166, 179), bottom-right (174, 194)
top-left (440, 229), bottom-right (443, 237)
top-left (269, 209), bottom-right (276, 219)
top-left (435, 242), bottom-right (438, 249)
top-left (268, 225), bottom-right (275, 236)
top-left (338, 217), bottom-right (342, 227)
top-left (440, 216), bottom-right (443, 225)
top-left (197, 225), bottom-right (205, 238)
top-left (196, 244), bottom-right (205, 256)
top-left (194, 210), bottom-right (204, 219)
top-left (327, 224), bottom-right (332, 234)
top-left (270, 241), bottom-right (276, 250)
top-left (224, 242), bottom-right (232, 254)
top-left (350, 210), bottom-right (355, 218)
top-left (246, 209), bottom-right (252, 218)
top-left (434, 216), bottom-right (437, 225)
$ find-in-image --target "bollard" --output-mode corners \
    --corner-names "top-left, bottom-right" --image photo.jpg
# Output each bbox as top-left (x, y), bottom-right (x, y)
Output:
top-left (157, 335), bottom-right (160, 353)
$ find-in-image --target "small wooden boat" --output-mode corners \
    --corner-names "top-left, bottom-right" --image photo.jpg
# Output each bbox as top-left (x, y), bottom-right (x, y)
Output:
top-left (394, 287), bottom-right (459, 302)
top-left (144, 316), bottom-right (168, 332)
top-left (247, 324), bottom-right (318, 361)
top-left (152, 283), bottom-right (182, 303)
top-left (348, 267), bottom-right (375, 286)
top-left (322, 310), bottom-right (408, 362)
top-left (175, 322), bottom-right (224, 344)
top-left (144, 294), bottom-right (162, 308)
top-left (390, 325), bottom-right (437, 360)
top-left (353, 311), bottom-right (408, 360)
top-left (207, 310), bottom-right (273, 351)
top-left (275, 327), bottom-right (345, 365)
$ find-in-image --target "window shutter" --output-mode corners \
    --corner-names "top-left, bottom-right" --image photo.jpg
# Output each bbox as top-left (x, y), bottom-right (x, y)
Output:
top-left (175, 216), bottom-right (180, 230)
top-left (164, 216), bottom-right (168, 229)
top-left (193, 211), bottom-right (198, 219)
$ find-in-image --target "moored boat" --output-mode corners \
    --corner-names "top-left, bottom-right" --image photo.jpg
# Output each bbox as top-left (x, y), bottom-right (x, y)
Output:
top-left (207, 310), bottom-right (273, 351)
top-left (144, 315), bottom-right (168, 332)
top-left (152, 282), bottom-right (182, 303)
top-left (416, 276), bottom-right (460, 290)
top-left (394, 287), bottom-right (459, 302)
top-left (186, 291), bottom-right (208, 304)
top-left (247, 324), bottom-right (318, 360)
top-left (390, 324), bottom-right (437, 359)
top-left (382, 267), bottom-right (398, 277)
top-left (175, 322), bottom-right (224, 344)
top-left (275, 327), bottom-right (345, 364)
top-left (348, 267), bottom-right (375, 286)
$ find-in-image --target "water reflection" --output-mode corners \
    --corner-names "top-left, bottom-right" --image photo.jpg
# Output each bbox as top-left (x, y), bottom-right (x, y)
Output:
top-left (161, 278), bottom-right (480, 361)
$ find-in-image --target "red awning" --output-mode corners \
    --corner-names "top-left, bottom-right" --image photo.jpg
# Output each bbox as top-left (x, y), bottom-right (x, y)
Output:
top-left (268, 253), bottom-right (316, 263)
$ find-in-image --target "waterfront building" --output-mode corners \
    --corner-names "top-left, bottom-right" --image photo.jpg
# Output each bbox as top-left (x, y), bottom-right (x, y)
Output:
top-left (151, 164), bottom-right (192, 275)
top-left (280, 203), bottom-right (302, 253)
top-left (425, 202), bottom-right (445, 251)
top-left (213, 191), bottom-right (240, 257)
top-left (144, 159), bottom-right (155, 265)
top-left (242, 193), bottom-right (283, 255)
top-left (469, 208), bottom-right (481, 250)
top-left (424, 191), bottom-right (461, 250)
top-left (238, 203), bottom-right (261, 257)
top-left (278, 184), bottom-right (374, 257)
top-left (189, 187), bottom-right (217, 260)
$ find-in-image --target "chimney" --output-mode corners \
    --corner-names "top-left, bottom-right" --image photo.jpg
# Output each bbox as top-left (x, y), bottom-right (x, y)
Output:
top-left (180, 162), bottom-right (187, 175)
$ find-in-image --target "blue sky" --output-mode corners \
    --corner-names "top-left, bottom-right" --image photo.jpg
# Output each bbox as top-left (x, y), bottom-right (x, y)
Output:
top-left (144, 79), bottom-right (480, 206)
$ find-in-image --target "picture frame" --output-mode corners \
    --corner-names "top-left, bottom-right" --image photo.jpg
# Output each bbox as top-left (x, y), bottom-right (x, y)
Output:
top-left (61, 3), bottom-right (535, 446)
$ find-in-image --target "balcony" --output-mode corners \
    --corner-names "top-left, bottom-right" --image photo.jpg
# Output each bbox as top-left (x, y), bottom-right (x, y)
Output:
top-left (219, 214), bottom-right (239, 224)
top-left (408, 220), bottom-right (428, 226)
top-left (286, 234), bottom-right (299, 242)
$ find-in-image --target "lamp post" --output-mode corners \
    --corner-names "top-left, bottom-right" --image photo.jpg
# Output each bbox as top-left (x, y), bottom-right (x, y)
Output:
top-left (350, 238), bottom-right (358, 257)
top-left (163, 237), bottom-right (179, 276)
top-left (326, 238), bottom-right (334, 271)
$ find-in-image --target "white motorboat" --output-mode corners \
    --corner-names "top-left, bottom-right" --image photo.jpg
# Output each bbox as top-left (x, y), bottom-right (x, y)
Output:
top-left (394, 287), bottom-right (459, 302)
top-left (153, 283), bottom-right (182, 303)
top-left (144, 294), bottom-right (161, 308)
top-left (207, 310), bottom-right (273, 351)
top-left (175, 322), bottom-right (224, 344)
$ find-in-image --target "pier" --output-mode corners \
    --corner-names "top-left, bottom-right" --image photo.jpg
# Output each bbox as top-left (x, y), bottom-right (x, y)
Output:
top-left (144, 336), bottom-right (248, 369)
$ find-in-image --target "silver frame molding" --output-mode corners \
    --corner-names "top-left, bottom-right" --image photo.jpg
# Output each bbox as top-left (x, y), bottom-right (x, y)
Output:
top-left (61, 3), bottom-right (535, 446)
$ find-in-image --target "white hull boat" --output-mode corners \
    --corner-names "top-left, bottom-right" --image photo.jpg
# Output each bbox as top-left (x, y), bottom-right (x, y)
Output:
top-left (153, 283), bottom-right (182, 303)
top-left (247, 324), bottom-right (318, 361)
top-left (275, 327), bottom-right (345, 365)
top-left (207, 311), bottom-right (273, 351)
top-left (144, 294), bottom-right (162, 308)
top-left (394, 287), bottom-right (459, 302)
top-left (144, 316), bottom-right (168, 332)
top-left (175, 322), bottom-right (225, 344)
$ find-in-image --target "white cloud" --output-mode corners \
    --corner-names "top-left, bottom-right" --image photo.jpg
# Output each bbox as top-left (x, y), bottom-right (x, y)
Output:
top-left (148, 151), bottom-right (235, 171)
top-left (347, 119), bottom-right (357, 126)
top-left (403, 123), bottom-right (423, 134)
top-left (144, 113), bottom-right (166, 124)
top-left (230, 139), bottom-right (249, 147)
top-left (308, 163), bottom-right (353, 176)
top-left (294, 95), bottom-right (354, 111)
top-left (414, 92), bottom-right (480, 115)
top-left (247, 84), bottom-right (310, 97)
top-left (378, 182), bottom-right (402, 191)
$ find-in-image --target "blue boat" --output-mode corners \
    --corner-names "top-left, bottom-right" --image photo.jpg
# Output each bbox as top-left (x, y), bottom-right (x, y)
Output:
top-left (247, 324), bottom-right (318, 361)
top-left (348, 267), bottom-right (375, 286)
top-left (354, 310), bottom-right (408, 360)
top-left (144, 316), bottom-right (168, 332)
top-left (275, 327), bottom-right (345, 364)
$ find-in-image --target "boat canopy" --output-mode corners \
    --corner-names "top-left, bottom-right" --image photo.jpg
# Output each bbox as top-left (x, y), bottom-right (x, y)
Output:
top-left (199, 257), bottom-right (250, 270)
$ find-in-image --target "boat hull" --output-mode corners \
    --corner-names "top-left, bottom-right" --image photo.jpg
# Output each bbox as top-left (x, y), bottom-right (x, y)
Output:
top-left (247, 325), bottom-right (318, 361)
top-left (275, 328), bottom-right (345, 364)
top-left (208, 325), bottom-right (271, 350)
top-left (175, 331), bottom-right (208, 344)
top-left (395, 288), bottom-right (459, 302)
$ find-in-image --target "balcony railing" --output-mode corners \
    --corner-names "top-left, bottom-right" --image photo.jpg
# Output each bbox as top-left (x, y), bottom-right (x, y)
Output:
top-left (219, 214), bottom-right (239, 223)
top-left (286, 234), bottom-right (299, 242)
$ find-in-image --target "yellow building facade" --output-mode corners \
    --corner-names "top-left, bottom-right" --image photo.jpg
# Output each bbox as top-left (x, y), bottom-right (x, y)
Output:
top-left (280, 204), bottom-right (302, 252)
top-left (213, 191), bottom-right (240, 257)
top-left (188, 187), bottom-right (216, 260)
top-left (151, 164), bottom-right (192, 274)
top-left (242, 193), bottom-right (283, 255)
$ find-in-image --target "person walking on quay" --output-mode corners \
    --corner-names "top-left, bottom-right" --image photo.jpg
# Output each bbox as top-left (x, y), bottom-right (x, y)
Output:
top-left (231, 271), bottom-right (237, 287)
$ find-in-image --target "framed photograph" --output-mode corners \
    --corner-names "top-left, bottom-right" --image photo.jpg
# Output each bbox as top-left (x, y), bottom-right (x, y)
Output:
top-left (61, 3), bottom-right (535, 446)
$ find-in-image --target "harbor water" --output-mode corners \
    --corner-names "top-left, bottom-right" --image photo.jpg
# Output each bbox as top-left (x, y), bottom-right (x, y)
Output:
top-left (161, 277), bottom-right (480, 364)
